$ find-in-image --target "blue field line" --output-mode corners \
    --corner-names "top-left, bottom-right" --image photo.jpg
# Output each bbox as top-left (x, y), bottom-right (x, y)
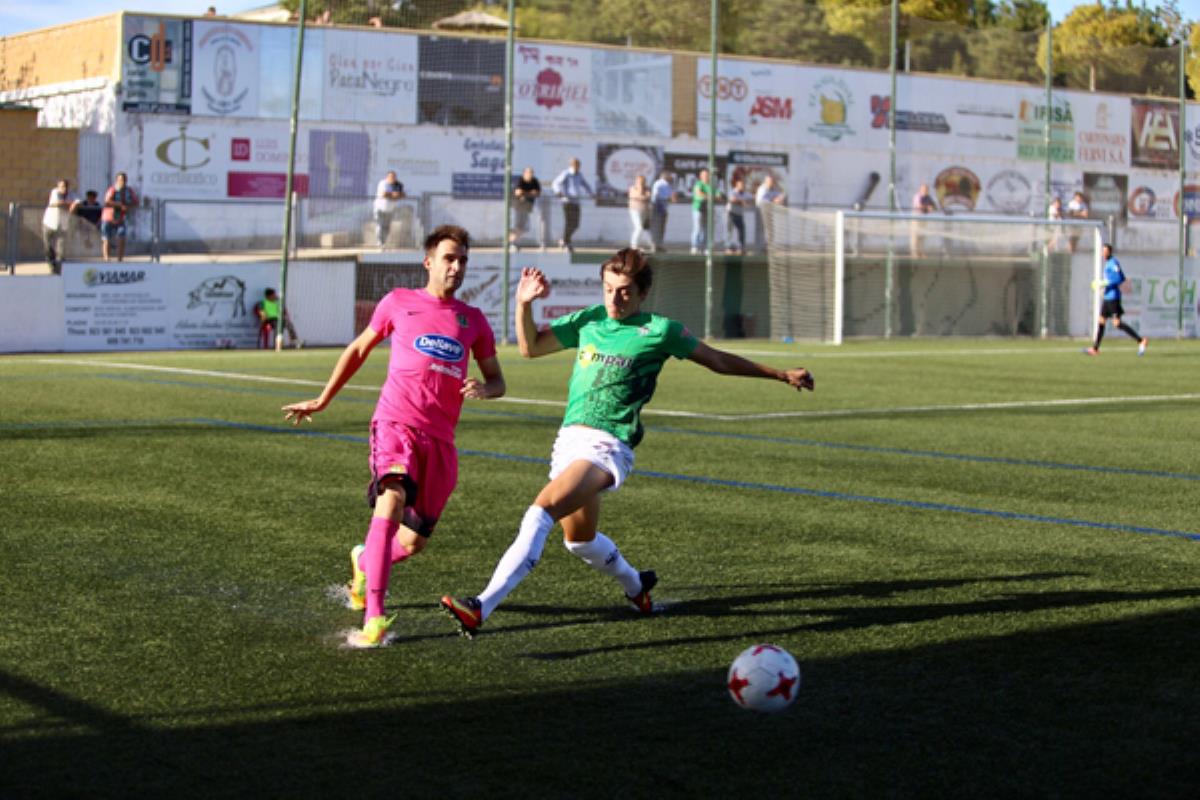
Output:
top-left (186, 417), bottom-right (1200, 543)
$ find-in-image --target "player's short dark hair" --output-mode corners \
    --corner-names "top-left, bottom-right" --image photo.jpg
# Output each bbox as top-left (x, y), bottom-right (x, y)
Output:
top-left (600, 247), bottom-right (652, 294)
top-left (1103, 242), bottom-right (1114, 254)
top-left (424, 224), bottom-right (470, 255)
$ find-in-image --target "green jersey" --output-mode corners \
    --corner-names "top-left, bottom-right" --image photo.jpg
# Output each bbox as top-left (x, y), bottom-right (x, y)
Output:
top-left (550, 305), bottom-right (699, 447)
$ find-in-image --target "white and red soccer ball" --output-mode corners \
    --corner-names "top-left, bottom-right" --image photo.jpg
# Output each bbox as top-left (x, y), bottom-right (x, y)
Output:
top-left (727, 643), bottom-right (801, 712)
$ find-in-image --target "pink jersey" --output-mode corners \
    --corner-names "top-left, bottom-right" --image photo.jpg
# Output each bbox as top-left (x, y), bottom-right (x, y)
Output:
top-left (368, 288), bottom-right (497, 443)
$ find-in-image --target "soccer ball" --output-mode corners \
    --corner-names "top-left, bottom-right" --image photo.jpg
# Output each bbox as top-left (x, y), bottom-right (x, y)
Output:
top-left (727, 643), bottom-right (801, 712)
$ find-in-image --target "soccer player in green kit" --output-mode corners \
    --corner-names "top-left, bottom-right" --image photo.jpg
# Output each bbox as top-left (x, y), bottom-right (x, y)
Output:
top-left (441, 248), bottom-right (814, 637)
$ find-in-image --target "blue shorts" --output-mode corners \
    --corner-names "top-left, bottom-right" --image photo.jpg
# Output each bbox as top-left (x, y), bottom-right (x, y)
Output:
top-left (100, 221), bottom-right (127, 242)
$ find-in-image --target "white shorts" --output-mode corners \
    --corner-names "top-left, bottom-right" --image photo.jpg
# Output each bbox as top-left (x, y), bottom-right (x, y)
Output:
top-left (548, 425), bottom-right (635, 492)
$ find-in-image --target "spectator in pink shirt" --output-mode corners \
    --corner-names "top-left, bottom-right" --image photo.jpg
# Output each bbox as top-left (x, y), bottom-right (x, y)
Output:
top-left (282, 224), bottom-right (507, 648)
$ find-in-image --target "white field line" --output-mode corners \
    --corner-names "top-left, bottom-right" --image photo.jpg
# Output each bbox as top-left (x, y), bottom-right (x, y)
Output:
top-left (730, 345), bottom-right (1097, 359)
top-left (32, 357), bottom-right (1200, 421)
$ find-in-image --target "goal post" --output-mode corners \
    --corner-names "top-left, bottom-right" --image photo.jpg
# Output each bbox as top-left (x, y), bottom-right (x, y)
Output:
top-left (767, 206), bottom-right (1105, 343)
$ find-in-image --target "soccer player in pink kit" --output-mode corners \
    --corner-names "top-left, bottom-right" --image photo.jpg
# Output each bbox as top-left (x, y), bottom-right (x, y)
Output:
top-left (282, 225), bottom-right (505, 648)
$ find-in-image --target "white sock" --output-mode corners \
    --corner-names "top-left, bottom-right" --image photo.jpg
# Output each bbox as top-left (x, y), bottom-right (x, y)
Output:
top-left (478, 505), bottom-right (554, 619)
top-left (564, 533), bottom-right (642, 596)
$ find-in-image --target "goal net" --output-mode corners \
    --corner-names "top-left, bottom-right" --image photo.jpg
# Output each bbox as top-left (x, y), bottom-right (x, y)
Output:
top-left (764, 206), bottom-right (1104, 343)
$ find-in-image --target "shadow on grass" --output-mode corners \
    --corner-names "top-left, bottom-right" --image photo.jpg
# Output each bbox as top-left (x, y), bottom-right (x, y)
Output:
top-left (4, 582), bottom-right (1198, 797)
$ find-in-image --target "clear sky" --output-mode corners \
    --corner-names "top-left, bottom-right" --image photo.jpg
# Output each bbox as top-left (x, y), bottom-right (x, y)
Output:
top-left (2, 1), bottom-right (1200, 41)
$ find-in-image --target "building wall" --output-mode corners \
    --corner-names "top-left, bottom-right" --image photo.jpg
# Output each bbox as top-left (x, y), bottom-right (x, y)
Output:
top-left (0, 107), bottom-right (79, 204)
top-left (0, 14), bottom-right (121, 92)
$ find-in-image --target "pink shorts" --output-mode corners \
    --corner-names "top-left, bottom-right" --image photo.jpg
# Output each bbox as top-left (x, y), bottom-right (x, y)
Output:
top-left (368, 421), bottom-right (458, 536)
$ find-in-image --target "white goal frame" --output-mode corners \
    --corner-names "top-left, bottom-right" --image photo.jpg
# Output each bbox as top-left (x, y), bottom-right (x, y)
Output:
top-left (828, 210), bottom-right (1106, 344)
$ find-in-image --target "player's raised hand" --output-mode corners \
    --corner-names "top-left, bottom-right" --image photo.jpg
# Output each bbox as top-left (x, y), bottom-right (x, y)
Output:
top-left (282, 398), bottom-right (325, 424)
top-left (783, 368), bottom-right (815, 392)
top-left (516, 267), bottom-right (551, 304)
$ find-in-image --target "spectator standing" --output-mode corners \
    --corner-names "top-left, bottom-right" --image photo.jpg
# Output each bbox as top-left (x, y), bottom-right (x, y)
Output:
top-left (909, 182), bottom-right (938, 258)
top-left (725, 177), bottom-right (752, 255)
top-left (1047, 196), bottom-right (1065, 253)
top-left (754, 174), bottom-right (786, 252)
top-left (551, 157), bottom-right (594, 254)
top-left (101, 172), bottom-right (137, 262)
top-left (627, 174), bottom-right (652, 250)
top-left (690, 168), bottom-right (713, 254)
top-left (42, 178), bottom-right (79, 275)
top-left (510, 167), bottom-right (541, 250)
top-left (1067, 191), bottom-right (1089, 253)
top-left (373, 171), bottom-right (406, 248)
top-left (649, 171), bottom-right (674, 252)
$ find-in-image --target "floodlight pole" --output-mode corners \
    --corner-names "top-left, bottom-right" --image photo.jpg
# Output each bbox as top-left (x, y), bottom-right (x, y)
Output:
top-left (1043, 14), bottom-right (1053, 224)
top-left (277, 0), bottom-right (307, 352)
top-left (884, 0), bottom-right (898, 339)
top-left (704, 0), bottom-right (718, 340)
top-left (1178, 38), bottom-right (1187, 339)
top-left (1041, 14), bottom-right (1053, 340)
top-left (501, 0), bottom-right (516, 343)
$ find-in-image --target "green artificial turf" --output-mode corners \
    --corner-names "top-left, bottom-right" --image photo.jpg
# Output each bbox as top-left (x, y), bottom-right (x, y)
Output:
top-left (2, 339), bottom-right (1198, 798)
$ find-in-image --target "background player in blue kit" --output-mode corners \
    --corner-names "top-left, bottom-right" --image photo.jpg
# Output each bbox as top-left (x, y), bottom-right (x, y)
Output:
top-left (1086, 243), bottom-right (1147, 357)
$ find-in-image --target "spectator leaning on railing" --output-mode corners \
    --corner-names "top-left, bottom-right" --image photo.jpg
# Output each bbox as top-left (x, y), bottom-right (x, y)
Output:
top-left (42, 178), bottom-right (80, 275)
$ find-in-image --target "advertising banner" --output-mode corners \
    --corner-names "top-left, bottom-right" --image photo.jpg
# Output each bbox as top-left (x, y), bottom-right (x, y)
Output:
top-left (1126, 172), bottom-right (1179, 221)
top-left (591, 50), bottom-right (672, 137)
top-left (122, 16), bottom-right (192, 114)
top-left (1122, 256), bottom-right (1199, 338)
top-left (1181, 101), bottom-right (1200, 167)
top-left (1083, 172), bottom-right (1128, 222)
top-left (418, 37), bottom-right (504, 128)
top-left (142, 119), bottom-right (225, 199)
top-left (864, 73), bottom-right (993, 158)
top-left (980, 166), bottom-right (1041, 216)
top-left (1072, 92), bottom-right (1130, 171)
top-left (140, 118), bottom-right (310, 200)
top-left (698, 58), bottom-right (806, 146)
top-left (322, 29), bottom-right (418, 124)
top-left (595, 144), bottom-right (662, 208)
top-left (192, 21), bottom-right (260, 118)
top-left (308, 129), bottom-right (370, 199)
top-left (943, 82), bottom-right (1020, 159)
top-left (452, 135), bottom-right (507, 198)
top-left (514, 43), bottom-right (592, 133)
top-left (63, 263), bottom-right (172, 350)
top-left (1132, 99), bottom-right (1180, 170)
top-left (727, 150), bottom-right (788, 197)
top-left (1017, 90), bottom-right (1074, 163)
top-left (665, 152), bottom-right (728, 202)
top-left (62, 262), bottom-right (274, 350)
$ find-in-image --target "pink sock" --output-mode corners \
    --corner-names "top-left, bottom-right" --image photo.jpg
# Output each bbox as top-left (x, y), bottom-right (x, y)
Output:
top-left (363, 516), bottom-right (398, 620)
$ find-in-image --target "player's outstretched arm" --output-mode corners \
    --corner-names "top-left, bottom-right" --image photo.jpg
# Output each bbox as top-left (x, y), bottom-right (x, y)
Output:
top-left (282, 326), bottom-right (384, 424)
top-left (687, 341), bottom-right (814, 392)
top-left (515, 267), bottom-right (563, 359)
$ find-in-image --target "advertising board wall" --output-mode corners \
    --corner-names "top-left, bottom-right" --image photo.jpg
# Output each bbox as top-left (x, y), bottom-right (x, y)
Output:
top-left (122, 17), bottom-right (192, 114)
top-left (322, 29), bottom-right (418, 125)
top-left (192, 21), bottom-right (260, 118)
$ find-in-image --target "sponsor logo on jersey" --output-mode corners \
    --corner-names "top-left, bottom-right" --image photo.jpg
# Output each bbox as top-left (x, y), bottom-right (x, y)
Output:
top-left (413, 333), bottom-right (465, 362)
top-left (578, 343), bottom-right (632, 369)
